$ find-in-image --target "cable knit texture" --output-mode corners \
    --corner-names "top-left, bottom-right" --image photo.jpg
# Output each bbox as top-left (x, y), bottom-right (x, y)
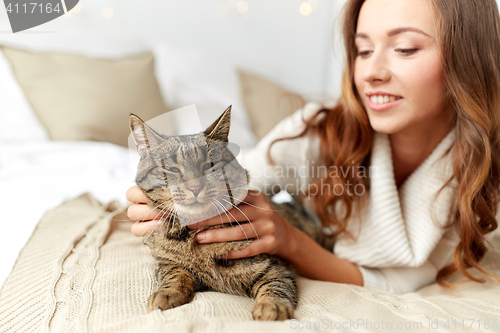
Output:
top-left (0, 193), bottom-right (499, 332)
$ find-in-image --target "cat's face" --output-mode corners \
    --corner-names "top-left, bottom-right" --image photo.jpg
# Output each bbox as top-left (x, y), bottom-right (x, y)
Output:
top-left (129, 106), bottom-right (248, 225)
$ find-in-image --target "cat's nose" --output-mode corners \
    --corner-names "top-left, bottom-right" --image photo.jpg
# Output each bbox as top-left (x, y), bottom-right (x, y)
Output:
top-left (188, 185), bottom-right (203, 197)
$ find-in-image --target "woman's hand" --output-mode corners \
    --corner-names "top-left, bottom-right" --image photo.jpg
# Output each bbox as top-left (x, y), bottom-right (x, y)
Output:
top-left (126, 186), bottom-right (300, 260)
top-left (188, 190), bottom-right (300, 261)
top-left (126, 186), bottom-right (363, 285)
top-left (126, 186), bottom-right (166, 254)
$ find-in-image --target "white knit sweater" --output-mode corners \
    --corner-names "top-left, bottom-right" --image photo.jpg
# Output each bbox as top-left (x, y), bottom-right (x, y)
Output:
top-left (242, 101), bottom-right (494, 294)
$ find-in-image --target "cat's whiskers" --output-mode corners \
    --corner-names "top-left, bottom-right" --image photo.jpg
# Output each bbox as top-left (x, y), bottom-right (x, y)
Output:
top-left (149, 202), bottom-right (175, 223)
top-left (219, 197), bottom-right (263, 250)
top-left (161, 207), bottom-right (176, 238)
top-left (141, 203), bottom-right (176, 242)
top-left (143, 211), bottom-right (173, 247)
top-left (213, 198), bottom-right (256, 245)
top-left (215, 198), bottom-right (251, 242)
top-left (209, 199), bottom-right (227, 227)
top-left (172, 205), bottom-right (180, 230)
top-left (223, 194), bottom-right (283, 212)
top-left (140, 206), bottom-right (170, 241)
top-left (211, 199), bottom-right (234, 229)
top-left (131, 203), bottom-right (173, 254)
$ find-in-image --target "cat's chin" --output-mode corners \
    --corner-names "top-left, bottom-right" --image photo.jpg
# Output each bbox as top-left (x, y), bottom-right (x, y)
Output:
top-left (184, 202), bottom-right (208, 209)
top-left (174, 201), bottom-right (230, 225)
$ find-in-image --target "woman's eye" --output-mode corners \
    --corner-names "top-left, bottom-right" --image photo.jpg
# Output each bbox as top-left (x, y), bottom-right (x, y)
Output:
top-left (356, 50), bottom-right (372, 57)
top-left (396, 48), bottom-right (418, 55)
top-left (356, 48), bottom-right (418, 57)
top-left (167, 167), bottom-right (181, 173)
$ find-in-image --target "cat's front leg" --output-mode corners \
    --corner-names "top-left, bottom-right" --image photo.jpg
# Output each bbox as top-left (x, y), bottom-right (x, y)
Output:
top-left (250, 265), bottom-right (298, 321)
top-left (148, 263), bottom-right (198, 312)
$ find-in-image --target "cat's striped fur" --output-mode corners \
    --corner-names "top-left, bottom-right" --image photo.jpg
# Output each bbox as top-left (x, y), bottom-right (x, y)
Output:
top-left (129, 106), bottom-right (332, 321)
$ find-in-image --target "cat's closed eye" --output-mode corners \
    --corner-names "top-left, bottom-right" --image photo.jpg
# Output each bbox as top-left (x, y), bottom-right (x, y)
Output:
top-left (166, 167), bottom-right (182, 173)
top-left (202, 162), bottom-right (214, 171)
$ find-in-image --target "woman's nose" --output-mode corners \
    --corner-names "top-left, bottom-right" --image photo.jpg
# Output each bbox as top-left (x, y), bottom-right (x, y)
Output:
top-left (363, 51), bottom-right (391, 83)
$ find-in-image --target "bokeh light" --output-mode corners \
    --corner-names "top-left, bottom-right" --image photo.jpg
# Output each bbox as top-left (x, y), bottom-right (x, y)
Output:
top-left (103, 7), bottom-right (114, 19)
top-left (299, 2), bottom-right (312, 16)
top-left (236, 1), bottom-right (248, 13)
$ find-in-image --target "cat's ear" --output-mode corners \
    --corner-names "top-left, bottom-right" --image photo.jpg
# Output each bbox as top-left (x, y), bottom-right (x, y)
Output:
top-left (204, 105), bottom-right (231, 142)
top-left (129, 114), bottom-right (163, 158)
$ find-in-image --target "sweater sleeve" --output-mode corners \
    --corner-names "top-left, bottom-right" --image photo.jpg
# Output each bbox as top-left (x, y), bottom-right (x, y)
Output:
top-left (358, 261), bottom-right (439, 294)
top-left (358, 266), bottom-right (390, 292)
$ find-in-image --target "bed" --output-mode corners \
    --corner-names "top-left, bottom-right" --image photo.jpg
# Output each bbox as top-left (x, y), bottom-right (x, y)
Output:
top-left (1, 193), bottom-right (499, 332)
top-left (1, 38), bottom-right (500, 333)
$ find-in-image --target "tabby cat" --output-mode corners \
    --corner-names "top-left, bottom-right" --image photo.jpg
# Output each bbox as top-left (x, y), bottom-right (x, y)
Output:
top-left (129, 106), bottom-right (331, 321)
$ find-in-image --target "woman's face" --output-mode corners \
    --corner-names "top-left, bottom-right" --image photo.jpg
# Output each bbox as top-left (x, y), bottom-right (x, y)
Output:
top-left (354, 0), bottom-right (450, 135)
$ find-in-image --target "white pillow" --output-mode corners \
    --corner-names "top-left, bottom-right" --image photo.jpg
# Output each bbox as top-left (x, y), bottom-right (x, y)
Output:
top-left (0, 33), bottom-right (150, 59)
top-left (0, 49), bottom-right (49, 143)
top-left (153, 44), bottom-right (259, 148)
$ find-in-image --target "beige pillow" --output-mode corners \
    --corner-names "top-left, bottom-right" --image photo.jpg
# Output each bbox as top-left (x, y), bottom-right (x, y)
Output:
top-left (1, 46), bottom-right (169, 147)
top-left (238, 69), bottom-right (306, 140)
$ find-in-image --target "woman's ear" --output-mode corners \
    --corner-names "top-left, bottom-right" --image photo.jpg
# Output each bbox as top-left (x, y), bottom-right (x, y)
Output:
top-left (204, 105), bottom-right (231, 142)
top-left (129, 114), bottom-right (163, 158)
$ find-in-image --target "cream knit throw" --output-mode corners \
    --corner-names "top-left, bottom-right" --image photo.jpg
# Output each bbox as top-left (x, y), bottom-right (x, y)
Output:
top-left (0, 193), bottom-right (499, 332)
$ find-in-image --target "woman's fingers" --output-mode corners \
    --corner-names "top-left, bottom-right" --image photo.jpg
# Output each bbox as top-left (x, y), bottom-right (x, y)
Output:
top-left (127, 203), bottom-right (165, 222)
top-left (131, 220), bottom-right (163, 237)
top-left (126, 186), bottom-right (149, 204)
top-left (195, 220), bottom-right (270, 243)
top-left (219, 237), bottom-right (272, 259)
top-left (127, 186), bottom-right (167, 246)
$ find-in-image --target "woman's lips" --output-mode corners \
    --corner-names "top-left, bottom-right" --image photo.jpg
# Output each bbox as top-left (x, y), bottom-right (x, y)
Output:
top-left (367, 96), bottom-right (404, 111)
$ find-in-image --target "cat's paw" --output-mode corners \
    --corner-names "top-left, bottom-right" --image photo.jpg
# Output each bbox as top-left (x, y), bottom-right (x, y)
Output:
top-left (147, 289), bottom-right (193, 312)
top-left (252, 301), bottom-right (294, 321)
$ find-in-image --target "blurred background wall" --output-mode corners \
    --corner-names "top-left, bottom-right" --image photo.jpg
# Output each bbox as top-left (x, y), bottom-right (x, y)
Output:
top-left (0, 0), bottom-right (347, 100)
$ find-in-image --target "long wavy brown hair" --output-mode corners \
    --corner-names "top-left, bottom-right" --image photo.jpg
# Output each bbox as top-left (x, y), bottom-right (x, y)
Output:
top-left (269, 0), bottom-right (500, 287)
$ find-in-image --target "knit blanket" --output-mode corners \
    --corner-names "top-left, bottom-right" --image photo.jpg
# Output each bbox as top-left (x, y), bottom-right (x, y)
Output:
top-left (1, 193), bottom-right (499, 333)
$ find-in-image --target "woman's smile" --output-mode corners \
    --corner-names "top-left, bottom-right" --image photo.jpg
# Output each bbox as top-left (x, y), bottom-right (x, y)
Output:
top-left (366, 92), bottom-right (404, 111)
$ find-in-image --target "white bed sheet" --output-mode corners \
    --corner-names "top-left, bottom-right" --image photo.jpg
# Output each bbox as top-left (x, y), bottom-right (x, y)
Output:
top-left (0, 140), bottom-right (253, 288)
top-left (0, 141), bottom-right (140, 287)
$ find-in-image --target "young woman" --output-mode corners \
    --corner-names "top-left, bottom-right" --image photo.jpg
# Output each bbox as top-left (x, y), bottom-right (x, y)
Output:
top-left (126, 0), bottom-right (500, 293)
